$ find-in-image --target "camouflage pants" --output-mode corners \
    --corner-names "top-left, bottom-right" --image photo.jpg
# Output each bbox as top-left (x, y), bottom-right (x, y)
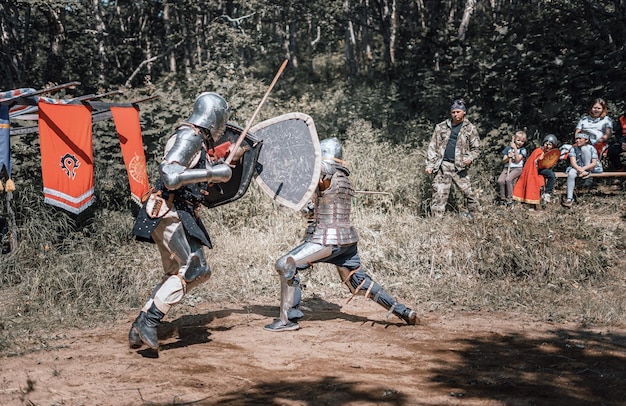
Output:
top-left (431, 161), bottom-right (481, 216)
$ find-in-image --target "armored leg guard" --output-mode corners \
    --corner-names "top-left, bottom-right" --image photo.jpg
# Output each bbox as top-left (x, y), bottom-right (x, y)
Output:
top-left (338, 266), bottom-right (417, 325)
top-left (267, 273), bottom-right (301, 331)
top-left (265, 258), bottom-right (301, 332)
top-left (267, 243), bottom-right (332, 331)
top-left (128, 303), bottom-right (165, 350)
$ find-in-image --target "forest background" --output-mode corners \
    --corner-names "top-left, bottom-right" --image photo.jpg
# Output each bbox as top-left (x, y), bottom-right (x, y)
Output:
top-left (1, 0), bottom-right (626, 355)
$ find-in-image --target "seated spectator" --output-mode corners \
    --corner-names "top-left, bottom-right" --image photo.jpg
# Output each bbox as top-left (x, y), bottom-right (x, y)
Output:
top-left (513, 134), bottom-right (560, 208)
top-left (607, 110), bottom-right (626, 171)
top-left (574, 98), bottom-right (613, 159)
top-left (496, 130), bottom-right (527, 207)
top-left (562, 132), bottom-right (603, 208)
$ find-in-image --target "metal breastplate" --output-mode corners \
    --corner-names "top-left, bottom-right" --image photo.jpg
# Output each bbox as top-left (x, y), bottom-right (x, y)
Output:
top-left (307, 171), bottom-right (359, 246)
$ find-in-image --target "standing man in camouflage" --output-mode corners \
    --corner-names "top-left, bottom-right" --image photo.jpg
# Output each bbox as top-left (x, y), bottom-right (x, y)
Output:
top-left (425, 99), bottom-right (481, 218)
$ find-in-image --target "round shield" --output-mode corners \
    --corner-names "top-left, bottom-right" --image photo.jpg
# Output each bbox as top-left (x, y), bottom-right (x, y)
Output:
top-left (538, 148), bottom-right (560, 169)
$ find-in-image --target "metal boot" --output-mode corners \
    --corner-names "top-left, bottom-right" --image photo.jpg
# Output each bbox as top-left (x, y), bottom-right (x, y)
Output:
top-left (400, 309), bottom-right (418, 325)
top-left (129, 303), bottom-right (164, 350)
top-left (264, 274), bottom-right (301, 332)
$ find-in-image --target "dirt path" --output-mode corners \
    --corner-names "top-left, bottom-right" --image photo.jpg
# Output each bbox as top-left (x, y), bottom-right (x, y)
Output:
top-left (2, 296), bottom-right (626, 405)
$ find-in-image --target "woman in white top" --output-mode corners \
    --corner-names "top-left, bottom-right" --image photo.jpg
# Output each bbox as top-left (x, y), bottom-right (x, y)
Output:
top-left (574, 98), bottom-right (613, 146)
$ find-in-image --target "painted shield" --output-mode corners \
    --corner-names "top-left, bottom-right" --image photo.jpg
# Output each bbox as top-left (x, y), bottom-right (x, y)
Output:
top-left (201, 123), bottom-right (262, 209)
top-left (538, 148), bottom-right (560, 169)
top-left (251, 112), bottom-right (321, 211)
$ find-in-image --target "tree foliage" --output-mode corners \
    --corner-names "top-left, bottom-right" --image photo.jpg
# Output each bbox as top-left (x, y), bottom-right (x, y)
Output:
top-left (1, 0), bottom-right (625, 171)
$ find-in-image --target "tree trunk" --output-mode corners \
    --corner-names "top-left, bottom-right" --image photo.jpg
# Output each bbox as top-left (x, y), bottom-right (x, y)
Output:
top-left (344, 0), bottom-right (358, 81)
top-left (0, 1), bottom-right (22, 87)
top-left (281, 6), bottom-right (299, 71)
top-left (415, 0), bottom-right (426, 30)
top-left (458, 0), bottom-right (476, 41)
top-left (363, 0), bottom-right (374, 79)
top-left (306, 14), bottom-right (319, 75)
top-left (372, 0), bottom-right (396, 72)
top-left (389, 0), bottom-right (397, 66)
top-left (39, 3), bottom-right (66, 83)
top-left (618, 0), bottom-right (626, 47)
top-left (195, 14), bottom-right (203, 66)
top-left (163, 1), bottom-right (176, 73)
top-left (91, 0), bottom-right (107, 85)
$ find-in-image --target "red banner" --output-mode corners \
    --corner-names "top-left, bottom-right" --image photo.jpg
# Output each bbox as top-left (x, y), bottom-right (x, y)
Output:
top-left (110, 106), bottom-right (150, 204)
top-left (38, 101), bottom-right (94, 214)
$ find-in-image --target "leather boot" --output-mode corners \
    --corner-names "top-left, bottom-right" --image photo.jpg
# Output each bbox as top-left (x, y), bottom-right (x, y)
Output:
top-left (128, 320), bottom-right (143, 349)
top-left (129, 303), bottom-right (164, 351)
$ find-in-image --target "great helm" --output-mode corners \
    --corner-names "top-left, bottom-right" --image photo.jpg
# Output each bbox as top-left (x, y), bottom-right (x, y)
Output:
top-left (319, 137), bottom-right (343, 175)
top-left (187, 92), bottom-right (229, 141)
top-left (543, 134), bottom-right (560, 148)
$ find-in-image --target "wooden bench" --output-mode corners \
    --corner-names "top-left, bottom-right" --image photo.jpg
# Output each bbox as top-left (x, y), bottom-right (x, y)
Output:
top-left (555, 172), bottom-right (626, 178)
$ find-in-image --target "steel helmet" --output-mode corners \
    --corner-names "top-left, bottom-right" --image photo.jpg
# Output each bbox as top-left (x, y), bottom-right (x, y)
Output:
top-left (543, 134), bottom-right (560, 148)
top-left (187, 92), bottom-right (229, 141)
top-left (320, 137), bottom-right (343, 161)
top-left (319, 137), bottom-right (343, 175)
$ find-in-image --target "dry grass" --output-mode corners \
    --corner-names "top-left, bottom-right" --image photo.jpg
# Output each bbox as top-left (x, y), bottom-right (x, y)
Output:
top-left (1, 117), bottom-right (625, 356)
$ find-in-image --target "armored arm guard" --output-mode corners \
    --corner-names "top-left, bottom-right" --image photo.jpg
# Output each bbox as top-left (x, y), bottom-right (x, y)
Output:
top-left (158, 125), bottom-right (232, 190)
top-left (159, 162), bottom-right (232, 190)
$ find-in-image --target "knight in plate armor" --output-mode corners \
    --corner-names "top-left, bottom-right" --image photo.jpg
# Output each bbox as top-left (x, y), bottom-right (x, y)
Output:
top-left (128, 92), bottom-right (245, 351)
top-left (264, 137), bottom-right (418, 332)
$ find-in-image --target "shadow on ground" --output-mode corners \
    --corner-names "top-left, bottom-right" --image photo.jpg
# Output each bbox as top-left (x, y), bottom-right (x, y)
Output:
top-left (429, 328), bottom-right (626, 405)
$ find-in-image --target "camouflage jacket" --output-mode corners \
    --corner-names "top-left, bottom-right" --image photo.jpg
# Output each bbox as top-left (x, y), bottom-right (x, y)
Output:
top-left (426, 118), bottom-right (480, 172)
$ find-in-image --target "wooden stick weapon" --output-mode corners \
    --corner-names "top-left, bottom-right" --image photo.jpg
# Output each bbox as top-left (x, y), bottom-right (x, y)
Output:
top-left (506, 134), bottom-right (514, 177)
top-left (224, 59), bottom-right (289, 165)
top-left (354, 190), bottom-right (393, 196)
top-left (131, 94), bottom-right (160, 105)
top-left (72, 90), bottom-right (124, 102)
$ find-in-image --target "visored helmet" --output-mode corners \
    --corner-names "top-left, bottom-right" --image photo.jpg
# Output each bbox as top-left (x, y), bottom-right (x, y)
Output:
top-left (320, 137), bottom-right (342, 162)
top-left (543, 134), bottom-right (560, 148)
top-left (319, 137), bottom-right (343, 176)
top-left (187, 92), bottom-right (229, 141)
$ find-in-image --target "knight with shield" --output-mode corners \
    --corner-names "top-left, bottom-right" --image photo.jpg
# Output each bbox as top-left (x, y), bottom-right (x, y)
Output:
top-left (128, 92), bottom-right (260, 351)
top-left (251, 118), bottom-right (418, 331)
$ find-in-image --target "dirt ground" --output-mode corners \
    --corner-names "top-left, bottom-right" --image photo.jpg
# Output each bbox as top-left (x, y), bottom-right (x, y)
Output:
top-left (1, 296), bottom-right (626, 406)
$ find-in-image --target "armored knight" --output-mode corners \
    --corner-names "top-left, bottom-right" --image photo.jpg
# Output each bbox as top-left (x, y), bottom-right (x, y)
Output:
top-left (264, 137), bottom-right (417, 332)
top-left (129, 92), bottom-right (243, 351)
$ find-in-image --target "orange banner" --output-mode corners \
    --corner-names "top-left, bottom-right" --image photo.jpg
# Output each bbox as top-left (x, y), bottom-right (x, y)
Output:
top-left (38, 101), bottom-right (94, 214)
top-left (110, 106), bottom-right (150, 204)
